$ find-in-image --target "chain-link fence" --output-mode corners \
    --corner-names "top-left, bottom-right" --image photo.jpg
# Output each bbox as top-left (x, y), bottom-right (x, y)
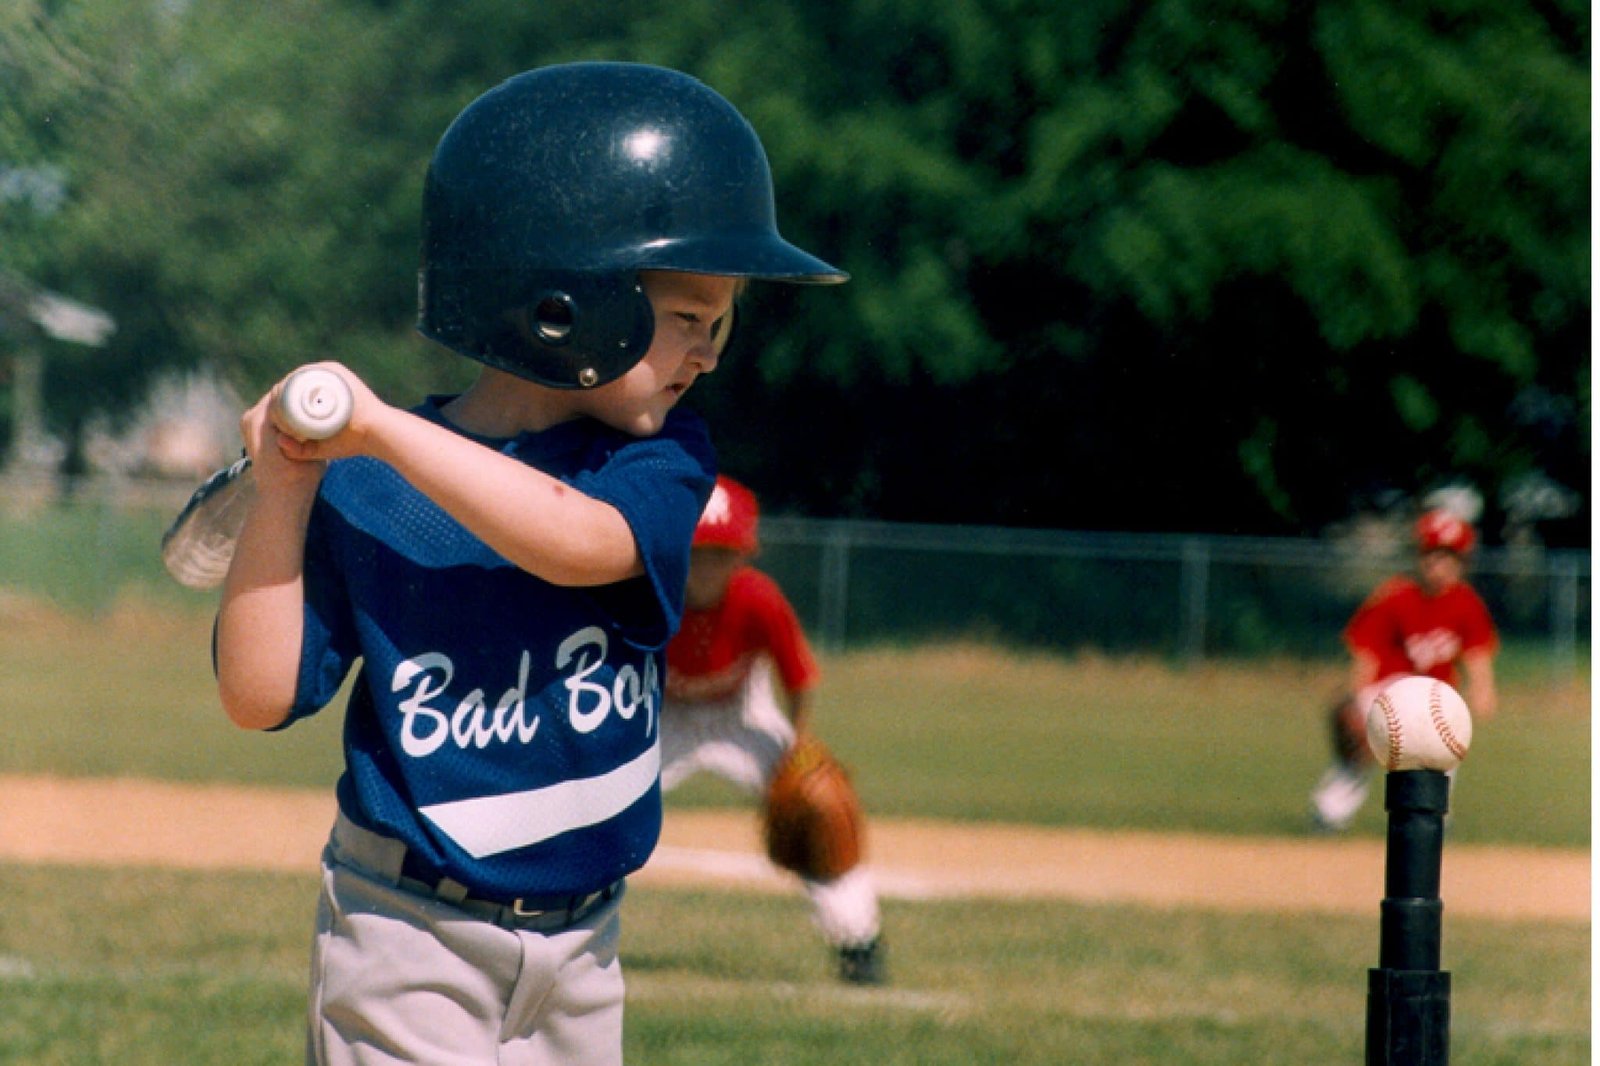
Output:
top-left (755, 517), bottom-right (1590, 675)
top-left (0, 476), bottom-right (1588, 678)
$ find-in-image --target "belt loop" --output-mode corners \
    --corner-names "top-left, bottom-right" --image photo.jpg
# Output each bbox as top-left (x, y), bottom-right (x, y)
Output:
top-left (434, 878), bottom-right (470, 905)
top-left (332, 810), bottom-right (408, 885)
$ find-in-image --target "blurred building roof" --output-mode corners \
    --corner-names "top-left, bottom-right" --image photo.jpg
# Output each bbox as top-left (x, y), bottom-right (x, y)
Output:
top-left (0, 268), bottom-right (115, 347)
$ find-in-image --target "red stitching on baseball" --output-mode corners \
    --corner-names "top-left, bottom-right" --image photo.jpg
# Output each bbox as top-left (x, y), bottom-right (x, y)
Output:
top-left (1430, 683), bottom-right (1467, 760)
top-left (1377, 694), bottom-right (1402, 769)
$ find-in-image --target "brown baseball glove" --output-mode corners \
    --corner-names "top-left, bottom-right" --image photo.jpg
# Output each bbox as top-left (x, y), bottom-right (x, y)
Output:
top-left (763, 734), bottom-right (865, 881)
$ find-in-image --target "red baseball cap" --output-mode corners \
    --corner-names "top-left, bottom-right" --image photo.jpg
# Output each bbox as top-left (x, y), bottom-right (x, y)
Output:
top-left (693, 475), bottom-right (760, 553)
top-left (1415, 509), bottom-right (1476, 554)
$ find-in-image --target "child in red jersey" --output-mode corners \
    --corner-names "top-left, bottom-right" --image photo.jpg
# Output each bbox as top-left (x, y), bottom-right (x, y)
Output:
top-left (661, 476), bottom-right (886, 984)
top-left (1310, 508), bottom-right (1499, 831)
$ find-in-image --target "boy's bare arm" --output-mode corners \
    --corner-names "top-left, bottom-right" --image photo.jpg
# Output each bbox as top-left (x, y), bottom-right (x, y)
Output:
top-left (784, 690), bottom-right (813, 734)
top-left (365, 408), bottom-right (643, 586)
top-left (1460, 649), bottom-right (1498, 720)
top-left (215, 390), bottom-right (325, 731)
top-left (1347, 648), bottom-right (1381, 696)
top-left (216, 363), bottom-right (647, 728)
top-left (279, 364), bottom-right (644, 587)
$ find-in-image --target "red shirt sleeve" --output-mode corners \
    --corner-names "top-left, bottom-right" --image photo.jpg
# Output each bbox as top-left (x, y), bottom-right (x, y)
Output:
top-left (1447, 585), bottom-right (1499, 655)
top-left (735, 569), bottom-right (821, 695)
top-left (1343, 576), bottom-right (1411, 658)
top-left (665, 567), bottom-right (820, 700)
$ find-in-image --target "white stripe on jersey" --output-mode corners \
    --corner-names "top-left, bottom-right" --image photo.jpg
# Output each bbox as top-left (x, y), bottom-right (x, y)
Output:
top-left (419, 741), bottom-right (661, 858)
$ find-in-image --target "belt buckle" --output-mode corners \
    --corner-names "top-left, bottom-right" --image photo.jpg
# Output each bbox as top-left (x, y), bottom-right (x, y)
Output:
top-left (511, 895), bottom-right (568, 920)
top-left (507, 881), bottom-right (614, 923)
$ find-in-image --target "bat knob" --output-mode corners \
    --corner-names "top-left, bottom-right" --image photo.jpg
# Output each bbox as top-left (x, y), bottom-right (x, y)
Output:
top-left (276, 367), bottom-right (354, 441)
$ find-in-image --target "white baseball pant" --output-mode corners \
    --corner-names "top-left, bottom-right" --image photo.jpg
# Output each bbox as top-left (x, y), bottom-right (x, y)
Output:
top-left (660, 658), bottom-right (881, 948)
top-left (307, 813), bottom-right (626, 1066)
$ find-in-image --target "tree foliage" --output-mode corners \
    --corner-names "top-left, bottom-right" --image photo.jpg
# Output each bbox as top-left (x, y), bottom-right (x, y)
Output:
top-left (0, 0), bottom-right (1588, 542)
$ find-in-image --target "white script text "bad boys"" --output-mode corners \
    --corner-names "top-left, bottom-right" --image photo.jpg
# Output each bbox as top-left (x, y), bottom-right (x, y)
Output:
top-left (392, 626), bottom-right (658, 758)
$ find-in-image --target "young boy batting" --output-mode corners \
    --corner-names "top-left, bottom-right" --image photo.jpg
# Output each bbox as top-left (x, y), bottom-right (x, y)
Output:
top-left (213, 62), bottom-right (845, 1064)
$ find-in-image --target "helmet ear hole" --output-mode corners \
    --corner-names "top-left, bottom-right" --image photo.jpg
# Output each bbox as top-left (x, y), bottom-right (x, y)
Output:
top-left (532, 293), bottom-right (575, 345)
top-left (459, 271), bottom-right (652, 388)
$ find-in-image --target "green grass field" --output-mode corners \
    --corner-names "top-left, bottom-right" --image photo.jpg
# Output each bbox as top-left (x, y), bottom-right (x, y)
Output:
top-left (0, 599), bottom-right (1589, 1063)
top-left (1, 602), bottom-right (1586, 846)
top-left (0, 867), bottom-right (1587, 1065)
top-left (0, 501), bottom-right (196, 615)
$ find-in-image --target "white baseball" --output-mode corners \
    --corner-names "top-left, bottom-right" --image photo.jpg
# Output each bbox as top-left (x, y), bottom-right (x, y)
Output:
top-left (1365, 676), bottom-right (1473, 772)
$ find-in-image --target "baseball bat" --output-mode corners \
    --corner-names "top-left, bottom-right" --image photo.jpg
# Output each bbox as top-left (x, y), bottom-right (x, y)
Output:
top-left (159, 366), bottom-right (353, 589)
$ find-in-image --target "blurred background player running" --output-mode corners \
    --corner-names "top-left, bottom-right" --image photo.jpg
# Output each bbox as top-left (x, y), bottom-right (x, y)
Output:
top-left (661, 476), bottom-right (887, 984)
top-left (1309, 507), bottom-right (1500, 832)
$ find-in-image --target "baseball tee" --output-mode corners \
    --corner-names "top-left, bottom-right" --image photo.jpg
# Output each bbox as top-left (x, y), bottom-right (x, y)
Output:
top-left (1343, 576), bottom-right (1498, 687)
top-left (282, 397), bottom-right (716, 899)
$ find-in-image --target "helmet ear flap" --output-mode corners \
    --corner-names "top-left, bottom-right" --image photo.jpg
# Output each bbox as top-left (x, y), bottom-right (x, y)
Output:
top-left (522, 292), bottom-right (577, 346)
top-left (421, 268), bottom-right (656, 389)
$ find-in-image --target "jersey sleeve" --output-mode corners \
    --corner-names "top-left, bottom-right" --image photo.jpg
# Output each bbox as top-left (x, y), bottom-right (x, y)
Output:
top-left (741, 570), bottom-right (821, 695)
top-left (280, 492), bottom-right (362, 729)
top-left (1454, 586), bottom-right (1499, 654)
top-left (576, 408), bottom-right (717, 650)
top-left (1342, 576), bottom-right (1406, 656)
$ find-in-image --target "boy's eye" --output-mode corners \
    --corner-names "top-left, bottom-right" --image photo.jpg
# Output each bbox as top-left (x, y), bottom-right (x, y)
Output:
top-left (676, 309), bottom-right (734, 350)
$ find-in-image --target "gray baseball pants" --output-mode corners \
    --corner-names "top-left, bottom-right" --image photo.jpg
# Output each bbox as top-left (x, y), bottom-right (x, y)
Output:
top-left (306, 812), bottom-right (627, 1065)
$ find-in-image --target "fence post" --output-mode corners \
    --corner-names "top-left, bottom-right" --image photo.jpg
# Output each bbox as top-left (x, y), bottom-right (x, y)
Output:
top-left (817, 524), bottom-right (852, 652)
top-left (1179, 538), bottom-right (1210, 663)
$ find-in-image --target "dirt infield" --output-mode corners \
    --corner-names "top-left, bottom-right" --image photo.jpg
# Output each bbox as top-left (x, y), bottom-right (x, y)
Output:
top-left (0, 774), bottom-right (1586, 922)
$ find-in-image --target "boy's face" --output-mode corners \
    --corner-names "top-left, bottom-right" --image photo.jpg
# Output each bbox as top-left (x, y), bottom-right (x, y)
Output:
top-left (1418, 549), bottom-right (1465, 593)
top-left (684, 546), bottom-right (746, 609)
top-left (577, 271), bottom-right (738, 436)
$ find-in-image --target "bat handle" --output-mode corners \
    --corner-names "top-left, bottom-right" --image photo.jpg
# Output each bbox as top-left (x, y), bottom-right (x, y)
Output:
top-left (275, 366), bottom-right (354, 441)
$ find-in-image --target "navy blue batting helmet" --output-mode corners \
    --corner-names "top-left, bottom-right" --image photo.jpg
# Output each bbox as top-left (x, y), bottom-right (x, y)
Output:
top-left (417, 61), bottom-right (847, 389)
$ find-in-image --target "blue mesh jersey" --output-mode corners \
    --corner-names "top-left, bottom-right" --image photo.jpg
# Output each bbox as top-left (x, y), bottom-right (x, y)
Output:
top-left (282, 398), bottom-right (716, 898)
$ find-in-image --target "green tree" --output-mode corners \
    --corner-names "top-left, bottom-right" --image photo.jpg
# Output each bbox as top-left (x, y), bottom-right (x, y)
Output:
top-left (678, 0), bottom-right (1588, 538)
top-left (2, 0), bottom-right (1587, 542)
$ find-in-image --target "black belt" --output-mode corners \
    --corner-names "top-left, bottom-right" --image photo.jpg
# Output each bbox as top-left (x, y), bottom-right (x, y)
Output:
top-left (397, 851), bottom-right (621, 932)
